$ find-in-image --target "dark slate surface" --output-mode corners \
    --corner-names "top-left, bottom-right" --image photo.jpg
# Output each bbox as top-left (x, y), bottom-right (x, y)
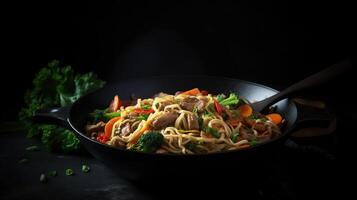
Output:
top-left (1, 127), bottom-right (339, 200)
top-left (0, 131), bottom-right (149, 200)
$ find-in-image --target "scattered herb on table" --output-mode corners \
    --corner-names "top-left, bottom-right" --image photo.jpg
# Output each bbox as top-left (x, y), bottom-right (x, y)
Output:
top-left (18, 158), bottom-right (29, 164)
top-left (18, 60), bottom-right (105, 153)
top-left (65, 168), bottom-right (74, 176)
top-left (26, 145), bottom-right (40, 151)
top-left (47, 170), bottom-right (57, 177)
top-left (40, 174), bottom-right (47, 183)
top-left (82, 165), bottom-right (91, 173)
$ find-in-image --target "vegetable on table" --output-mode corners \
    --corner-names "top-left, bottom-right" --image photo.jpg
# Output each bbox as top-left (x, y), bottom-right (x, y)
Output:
top-left (47, 170), bottom-right (57, 177)
top-left (26, 145), bottom-right (40, 151)
top-left (65, 169), bottom-right (74, 176)
top-left (131, 131), bottom-right (164, 153)
top-left (18, 60), bottom-right (105, 153)
top-left (18, 158), bottom-right (29, 164)
top-left (40, 174), bottom-right (47, 183)
top-left (266, 113), bottom-right (282, 125)
top-left (82, 165), bottom-right (90, 173)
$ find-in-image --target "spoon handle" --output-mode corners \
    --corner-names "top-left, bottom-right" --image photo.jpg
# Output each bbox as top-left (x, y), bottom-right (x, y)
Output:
top-left (255, 61), bottom-right (352, 111)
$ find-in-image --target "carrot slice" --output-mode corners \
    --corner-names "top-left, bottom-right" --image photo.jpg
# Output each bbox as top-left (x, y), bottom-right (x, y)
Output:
top-left (238, 104), bottom-right (253, 117)
top-left (104, 117), bottom-right (122, 138)
top-left (180, 88), bottom-right (200, 96)
top-left (266, 113), bottom-right (282, 125)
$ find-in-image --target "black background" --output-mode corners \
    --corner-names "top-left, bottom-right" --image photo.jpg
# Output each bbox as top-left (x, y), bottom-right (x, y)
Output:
top-left (1, 1), bottom-right (354, 120)
top-left (0, 1), bottom-right (352, 199)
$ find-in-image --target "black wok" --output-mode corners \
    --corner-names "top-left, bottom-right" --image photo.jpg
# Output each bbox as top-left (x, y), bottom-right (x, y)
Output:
top-left (34, 75), bottom-right (334, 180)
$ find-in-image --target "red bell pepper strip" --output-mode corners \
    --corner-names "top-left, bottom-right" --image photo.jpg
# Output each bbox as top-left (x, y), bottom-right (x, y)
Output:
top-left (214, 99), bottom-right (222, 114)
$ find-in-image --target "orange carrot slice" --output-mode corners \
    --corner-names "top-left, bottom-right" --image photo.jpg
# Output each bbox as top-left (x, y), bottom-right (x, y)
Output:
top-left (266, 113), bottom-right (282, 125)
top-left (104, 117), bottom-right (122, 138)
top-left (181, 88), bottom-right (201, 96)
top-left (238, 104), bottom-right (253, 117)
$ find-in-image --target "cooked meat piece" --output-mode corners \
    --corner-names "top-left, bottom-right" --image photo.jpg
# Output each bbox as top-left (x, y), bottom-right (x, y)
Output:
top-left (195, 98), bottom-right (208, 112)
top-left (243, 117), bottom-right (256, 127)
top-left (158, 100), bottom-right (174, 111)
top-left (239, 127), bottom-right (255, 140)
top-left (120, 123), bottom-right (132, 136)
top-left (221, 106), bottom-right (232, 119)
top-left (152, 112), bottom-right (179, 129)
top-left (180, 97), bottom-right (199, 111)
top-left (187, 114), bottom-right (199, 130)
top-left (254, 122), bottom-right (267, 132)
top-left (85, 121), bottom-right (106, 134)
top-left (125, 112), bottom-right (140, 119)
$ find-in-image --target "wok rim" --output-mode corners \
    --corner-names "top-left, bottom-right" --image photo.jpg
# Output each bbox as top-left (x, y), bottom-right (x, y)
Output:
top-left (68, 75), bottom-right (297, 157)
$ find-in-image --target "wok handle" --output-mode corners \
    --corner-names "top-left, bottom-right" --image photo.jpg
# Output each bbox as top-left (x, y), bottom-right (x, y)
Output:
top-left (33, 106), bottom-right (72, 129)
top-left (292, 103), bottom-right (335, 137)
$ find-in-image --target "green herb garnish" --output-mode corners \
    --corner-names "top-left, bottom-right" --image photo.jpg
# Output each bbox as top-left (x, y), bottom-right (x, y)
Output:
top-left (137, 115), bottom-right (149, 121)
top-left (82, 165), bottom-right (90, 173)
top-left (18, 158), bottom-right (29, 164)
top-left (47, 170), bottom-right (57, 177)
top-left (204, 126), bottom-right (220, 138)
top-left (231, 131), bottom-right (240, 143)
top-left (250, 137), bottom-right (258, 146)
top-left (26, 145), bottom-right (40, 151)
top-left (18, 60), bottom-right (105, 153)
top-left (141, 104), bottom-right (151, 110)
top-left (40, 174), bottom-right (47, 183)
top-left (65, 168), bottom-right (74, 176)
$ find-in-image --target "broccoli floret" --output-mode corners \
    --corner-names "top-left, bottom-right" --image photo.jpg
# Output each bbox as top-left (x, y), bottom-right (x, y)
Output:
top-left (131, 132), bottom-right (164, 153)
top-left (218, 93), bottom-right (239, 106)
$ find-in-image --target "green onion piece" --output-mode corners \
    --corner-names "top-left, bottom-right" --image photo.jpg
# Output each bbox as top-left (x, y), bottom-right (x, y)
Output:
top-left (103, 111), bottom-right (121, 119)
top-left (18, 158), bottom-right (29, 164)
top-left (137, 115), bottom-right (149, 121)
top-left (141, 104), bottom-right (151, 110)
top-left (250, 138), bottom-right (258, 146)
top-left (26, 145), bottom-right (40, 151)
top-left (65, 168), bottom-right (74, 176)
top-left (47, 170), bottom-right (57, 177)
top-left (205, 127), bottom-right (220, 138)
top-left (231, 132), bottom-right (239, 143)
top-left (40, 174), bottom-right (47, 183)
top-left (82, 165), bottom-right (90, 173)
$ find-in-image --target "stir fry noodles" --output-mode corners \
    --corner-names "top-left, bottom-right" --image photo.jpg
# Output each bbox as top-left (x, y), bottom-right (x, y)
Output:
top-left (86, 88), bottom-right (284, 154)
